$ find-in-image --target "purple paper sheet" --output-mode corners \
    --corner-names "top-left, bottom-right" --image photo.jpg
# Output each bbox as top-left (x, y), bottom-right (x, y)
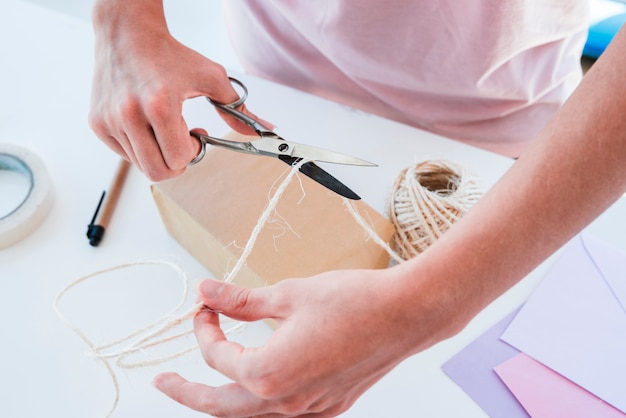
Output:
top-left (442, 308), bottom-right (528, 418)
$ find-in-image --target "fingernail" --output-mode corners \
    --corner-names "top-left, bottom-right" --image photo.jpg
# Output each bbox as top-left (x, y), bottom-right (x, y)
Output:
top-left (196, 279), bottom-right (213, 297)
top-left (193, 279), bottom-right (205, 293)
top-left (152, 375), bottom-right (166, 391)
top-left (197, 279), bottom-right (224, 299)
top-left (196, 279), bottom-right (210, 297)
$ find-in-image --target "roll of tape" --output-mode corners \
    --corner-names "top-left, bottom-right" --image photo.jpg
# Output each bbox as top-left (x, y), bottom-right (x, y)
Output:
top-left (0, 144), bottom-right (53, 249)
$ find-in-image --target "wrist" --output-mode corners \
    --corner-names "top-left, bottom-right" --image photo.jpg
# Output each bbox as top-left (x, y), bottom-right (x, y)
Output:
top-left (92, 0), bottom-right (169, 43)
top-left (388, 249), bottom-right (485, 354)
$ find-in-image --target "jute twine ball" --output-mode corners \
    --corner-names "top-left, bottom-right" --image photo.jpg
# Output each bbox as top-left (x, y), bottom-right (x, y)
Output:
top-left (388, 160), bottom-right (483, 260)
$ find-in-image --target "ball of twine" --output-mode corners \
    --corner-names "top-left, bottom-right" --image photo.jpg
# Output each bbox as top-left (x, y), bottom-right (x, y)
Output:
top-left (388, 160), bottom-right (483, 260)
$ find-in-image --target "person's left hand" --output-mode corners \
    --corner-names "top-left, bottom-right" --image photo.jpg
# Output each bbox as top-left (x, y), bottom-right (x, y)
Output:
top-left (153, 265), bottom-right (456, 417)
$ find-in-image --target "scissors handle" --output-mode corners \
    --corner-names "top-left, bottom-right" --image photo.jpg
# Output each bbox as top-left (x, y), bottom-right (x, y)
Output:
top-left (212, 77), bottom-right (248, 108)
top-left (208, 78), bottom-right (269, 135)
top-left (188, 133), bottom-right (248, 166)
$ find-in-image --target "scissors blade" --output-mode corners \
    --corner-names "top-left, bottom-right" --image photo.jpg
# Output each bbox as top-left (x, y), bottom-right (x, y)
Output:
top-left (190, 133), bottom-right (361, 199)
top-left (278, 155), bottom-right (361, 200)
top-left (252, 137), bottom-right (377, 167)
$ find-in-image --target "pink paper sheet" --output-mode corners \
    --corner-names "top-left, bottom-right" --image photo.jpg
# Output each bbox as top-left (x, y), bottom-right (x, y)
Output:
top-left (494, 353), bottom-right (626, 418)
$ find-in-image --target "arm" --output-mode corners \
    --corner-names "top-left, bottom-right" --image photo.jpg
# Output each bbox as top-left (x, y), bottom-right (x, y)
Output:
top-left (89, 0), bottom-right (262, 181)
top-left (154, 28), bottom-right (626, 417)
top-left (413, 26), bottom-right (626, 327)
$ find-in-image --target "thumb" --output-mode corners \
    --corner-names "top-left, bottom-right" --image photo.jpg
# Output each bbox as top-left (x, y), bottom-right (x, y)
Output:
top-left (198, 73), bottom-right (275, 135)
top-left (196, 279), bottom-right (275, 322)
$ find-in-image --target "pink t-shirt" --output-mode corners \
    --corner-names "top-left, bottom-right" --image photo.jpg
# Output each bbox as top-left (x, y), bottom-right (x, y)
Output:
top-left (224, 1), bottom-right (588, 157)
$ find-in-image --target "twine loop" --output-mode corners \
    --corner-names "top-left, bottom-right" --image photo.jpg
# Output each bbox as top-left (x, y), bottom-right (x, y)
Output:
top-left (55, 158), bottom-right (482, 417)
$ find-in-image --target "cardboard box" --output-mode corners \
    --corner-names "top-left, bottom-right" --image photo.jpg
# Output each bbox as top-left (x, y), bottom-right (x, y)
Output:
top-left (152, 133), bottom-right (394, 289)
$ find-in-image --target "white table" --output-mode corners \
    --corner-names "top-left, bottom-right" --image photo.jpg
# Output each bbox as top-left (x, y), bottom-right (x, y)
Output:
top-left (1, 1), bottom-right (625, 417)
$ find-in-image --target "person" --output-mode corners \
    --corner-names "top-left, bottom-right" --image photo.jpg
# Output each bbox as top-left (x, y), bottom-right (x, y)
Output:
top-left (89, 0), bottom-right (626, 416)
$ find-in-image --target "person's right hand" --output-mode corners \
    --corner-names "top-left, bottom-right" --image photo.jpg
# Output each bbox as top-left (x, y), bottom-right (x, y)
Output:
top-left (154, 264), bottom-right (464, 418)
top-left (88, 0), bottom-right (264, 181)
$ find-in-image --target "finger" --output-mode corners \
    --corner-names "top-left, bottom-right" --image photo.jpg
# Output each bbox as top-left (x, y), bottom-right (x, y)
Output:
top-left (235, 103), bottom-right (275, 131)
top-left (193, 308), bottom-right (293, 398)
top-left (188, 127), bottom-right (207, 162)
top-left (106, 95), bottom-right (166, 179)
top-left (155, 371), bottom-right (366, 418)
top-left (96, 132), bottom-right (136, 165)
top-left (193, 297), bottom-right (294, 396)
top-left (196, 279), bottom-right (281, 321)
top-left (153, 372), bottom-right (280, 418)
top-left (147, 95), bottom-right (199, 171)
top-left (193, 307), bottom-right (251, 378)
top-left (89, 113), bottom-right (138, 166)
top-left (215, 102), bottom-right (276, 136)
top-left (194, 68), bottom-right (275, 135)
top-left (122, 116), bottom-right (185, 181)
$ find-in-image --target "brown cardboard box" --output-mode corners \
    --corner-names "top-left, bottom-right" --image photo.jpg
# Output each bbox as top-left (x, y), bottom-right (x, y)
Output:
top-left (151, 133), bottom-right (394, 289)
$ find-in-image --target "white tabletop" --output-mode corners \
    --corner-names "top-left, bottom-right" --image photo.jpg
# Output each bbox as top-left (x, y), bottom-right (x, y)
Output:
top-left (1, 1), bottom-right (625, 417)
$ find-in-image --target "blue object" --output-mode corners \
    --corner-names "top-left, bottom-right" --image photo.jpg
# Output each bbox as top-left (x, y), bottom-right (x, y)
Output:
top-left (584, 13), bottom-right (626, 58)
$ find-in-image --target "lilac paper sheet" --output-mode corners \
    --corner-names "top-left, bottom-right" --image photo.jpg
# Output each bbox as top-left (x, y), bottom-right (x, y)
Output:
top-left (500, 234), bottom-right (626, 413)
top-left (442, 308), bottom-right (528, 418)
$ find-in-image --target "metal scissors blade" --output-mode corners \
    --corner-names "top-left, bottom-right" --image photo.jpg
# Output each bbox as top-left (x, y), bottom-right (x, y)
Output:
top-left (250, 137), bottom-right (376, 166)
top-left (190, 132), bottom-right (363, 200)
top-left (188, 77), bottom-right (376, 200)
top-left (190, 133), bottom-right (375, 166)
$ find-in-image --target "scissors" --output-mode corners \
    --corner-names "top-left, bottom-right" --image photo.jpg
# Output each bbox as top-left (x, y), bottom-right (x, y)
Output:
top-left (188, 77), bottom-right (376, 200)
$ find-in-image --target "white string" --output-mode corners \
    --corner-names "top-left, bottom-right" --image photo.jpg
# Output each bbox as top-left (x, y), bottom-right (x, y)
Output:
top-left (55, 158), bottom-right (477, 417)
top-left (223, 159), bottom-right (306, 283)
top-left (342, 198), bottom-right (404, 264)
top-left (54, 159), bottom-right (308, 417)
top-left (53, 259), bottom-right (192, 417)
